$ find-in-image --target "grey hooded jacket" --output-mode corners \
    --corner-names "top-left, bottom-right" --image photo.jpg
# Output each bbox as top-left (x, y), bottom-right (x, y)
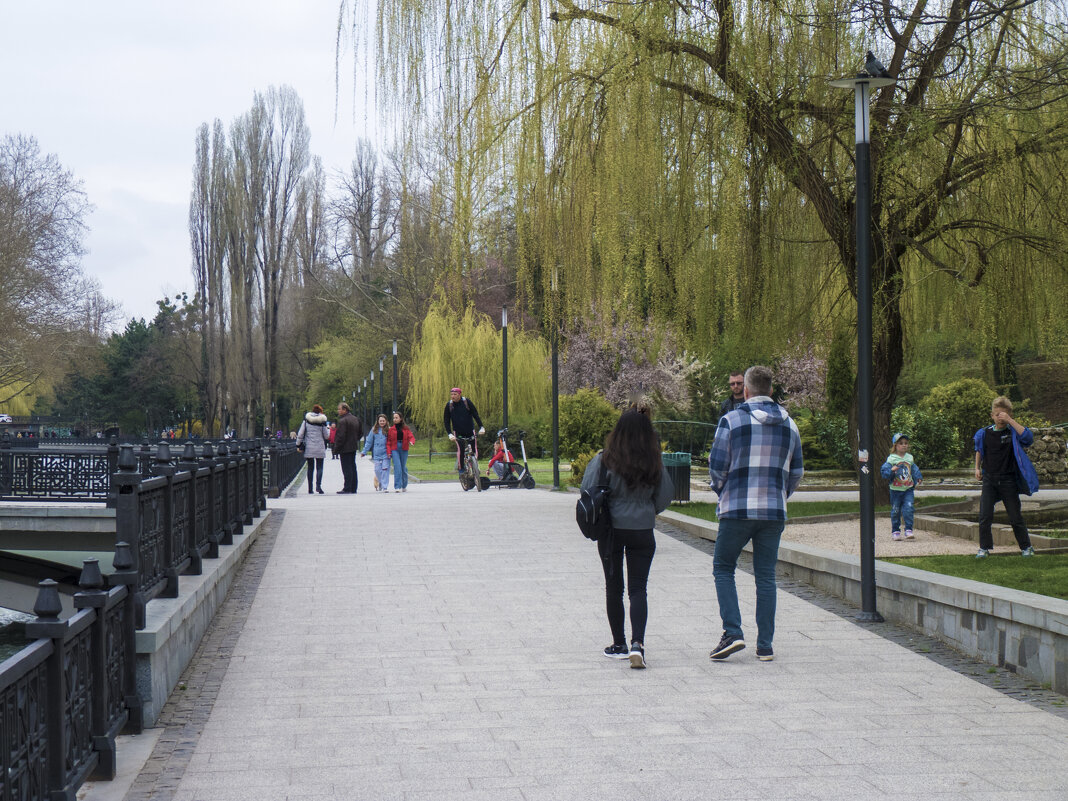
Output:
top-left (296, 412), bottom-right (330, 459)
top-left (580, 452), bottom-right (674, 530)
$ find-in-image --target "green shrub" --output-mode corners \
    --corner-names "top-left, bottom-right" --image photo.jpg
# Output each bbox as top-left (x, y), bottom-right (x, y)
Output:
top-left (824, 329), bottom-right (854, 418)
top-left (505, 411), bottom-right (552, 457)
top-left (805, 412), bottom-right (854, 470)
top-left (888, 407), bottom-right (958, 468)
top-left (570, 449), bottom-right (599, 487)
top-left (919, 378), bottom-right (996, 460)
top-left (796, 415), bottom-right (842, 470)
top-left (558, 389), bottom-right (618, 459)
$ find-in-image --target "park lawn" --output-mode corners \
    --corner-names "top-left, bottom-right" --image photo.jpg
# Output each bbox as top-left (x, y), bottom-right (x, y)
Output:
top-left (881, 553), bottom-right (1068, 601)
top-left (671, 496), bottom-right (968, 522)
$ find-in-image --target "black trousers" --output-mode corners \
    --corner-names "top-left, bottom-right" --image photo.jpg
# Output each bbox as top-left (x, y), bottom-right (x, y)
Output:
top-left (598, 528), bottom-right (656, 646)
top-left (978, 477), bottom-right (1031, 550)
top-left (339, 452), bottom-right (358, 492)
top-left (305, 458), bottom-right (324, 491)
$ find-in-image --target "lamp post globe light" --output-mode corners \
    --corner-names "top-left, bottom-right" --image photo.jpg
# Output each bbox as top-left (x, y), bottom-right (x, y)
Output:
top-left (829, 64), bottom-right (895, 624)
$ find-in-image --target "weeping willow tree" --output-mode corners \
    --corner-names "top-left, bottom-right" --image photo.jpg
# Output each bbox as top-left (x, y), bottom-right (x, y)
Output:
top-left (406, 300), bottom-right (550, 432)
top-left (342, 0), bottom-right (1068, 483)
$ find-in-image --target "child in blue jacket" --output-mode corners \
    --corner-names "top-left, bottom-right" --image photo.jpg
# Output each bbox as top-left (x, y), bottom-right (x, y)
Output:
top-left (361, 414), bottom-right (391, 491)
top-left (880, 433), bottom-right (922, 541)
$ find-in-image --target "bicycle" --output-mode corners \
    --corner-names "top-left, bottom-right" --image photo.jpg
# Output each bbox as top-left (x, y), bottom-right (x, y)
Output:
top-left (455, 434), bottom-right (484, 492)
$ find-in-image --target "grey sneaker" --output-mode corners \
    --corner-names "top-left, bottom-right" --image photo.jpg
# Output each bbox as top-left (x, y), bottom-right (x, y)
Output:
top-left (629, 642), bottom-right (646, 670)
top-left (1021, 546), bottom-right (1035, 557)
top-left (975, 548), bottom-right (990, 559)
top-left (710, 633), bottom-right (746, 660)
top-left (756, 647), bottom-right (774, 662)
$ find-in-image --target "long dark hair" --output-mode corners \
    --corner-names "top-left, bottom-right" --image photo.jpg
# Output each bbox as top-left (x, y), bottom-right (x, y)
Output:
top-left (392, 411), bottom-right (409, 431)
top-left (602, 409), bottom-right (662, 490)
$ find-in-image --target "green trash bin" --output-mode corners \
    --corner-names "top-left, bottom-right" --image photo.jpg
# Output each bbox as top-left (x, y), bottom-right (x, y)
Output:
top-left (661, 452), bottom-right (691, 502)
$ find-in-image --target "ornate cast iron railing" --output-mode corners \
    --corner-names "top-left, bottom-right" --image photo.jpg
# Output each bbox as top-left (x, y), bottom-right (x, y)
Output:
top-left (0, 557), bottom-right (140, 801)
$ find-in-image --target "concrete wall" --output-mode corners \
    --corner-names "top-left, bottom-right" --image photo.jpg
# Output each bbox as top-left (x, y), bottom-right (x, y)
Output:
top-left (659, 511), bottom-right (1068, 695)
top-left (135, 512), bottom-right (269, 727)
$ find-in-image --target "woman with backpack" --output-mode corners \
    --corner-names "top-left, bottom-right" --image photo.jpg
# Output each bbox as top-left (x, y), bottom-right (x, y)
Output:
top-left (581, 407), bottom-right (674, 669)
top-left (296, 404), bottom-right (331, 494)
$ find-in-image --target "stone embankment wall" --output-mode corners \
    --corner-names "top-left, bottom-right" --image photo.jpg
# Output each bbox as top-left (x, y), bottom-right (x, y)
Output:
top-left (1031, 427), bottom-right (1067, 485)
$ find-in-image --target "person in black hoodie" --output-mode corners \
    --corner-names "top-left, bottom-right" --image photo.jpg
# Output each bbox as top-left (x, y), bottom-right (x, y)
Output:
top-left (581, 407), bottom-right (674, 669)
top-left (443, 387), bottom-right (485, 471)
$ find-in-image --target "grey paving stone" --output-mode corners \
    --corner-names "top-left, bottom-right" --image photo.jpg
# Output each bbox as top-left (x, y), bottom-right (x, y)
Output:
top-left (106, 468), bottom-right (1068, 801)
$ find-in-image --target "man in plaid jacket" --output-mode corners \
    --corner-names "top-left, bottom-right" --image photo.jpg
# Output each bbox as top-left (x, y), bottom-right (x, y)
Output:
top-left (706, 365), bottom-right (804, 663)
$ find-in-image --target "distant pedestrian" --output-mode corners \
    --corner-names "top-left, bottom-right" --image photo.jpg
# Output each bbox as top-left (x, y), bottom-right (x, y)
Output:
top-left (581, 407), bottom-right (674, 670)
top-left (334, 403), bottom-right (364, 494)
top-left (386, 412), bottom-right (415, 492)
top-left (707, 365), bottom-right (804, 663)
top-left (718, 371), bottom-right (746, 421)
top-left (880, 433), bottom-right (923, 541)
top-left (973, 396), bottom-right (1038, 558)
top-left (328, 423), bottom-right (338, 459)
top-left (361, 413), bottom-right (391, 492)
top-left (296, 405), bottom-right (330, 495)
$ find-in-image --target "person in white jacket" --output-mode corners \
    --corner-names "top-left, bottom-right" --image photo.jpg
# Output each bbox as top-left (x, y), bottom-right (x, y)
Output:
top-left (296, 404), bottom-right (331, 494)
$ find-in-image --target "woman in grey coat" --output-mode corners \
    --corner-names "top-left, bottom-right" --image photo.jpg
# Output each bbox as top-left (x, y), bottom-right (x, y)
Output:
top-left (296, 404), bottom-right (331, 494)
top-left (581, 407), bottom-right (674, 669)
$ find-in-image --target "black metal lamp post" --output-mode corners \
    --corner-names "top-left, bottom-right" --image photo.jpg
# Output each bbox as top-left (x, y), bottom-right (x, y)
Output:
top-left (378, 357), bottom-right (385, 418)
top-left (392, 340), bottom-right (399, 414)
top-left (501, 306), bottom-right (509, 430)
top-left (830, 67), bottom-right (894, 623)
top-left (550, 269), bottom-right (560, 490)
top-left (363, 379), bottom-right (368, 422)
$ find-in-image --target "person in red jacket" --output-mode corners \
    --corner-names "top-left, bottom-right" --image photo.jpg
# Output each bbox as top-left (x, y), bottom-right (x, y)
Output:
top-left (486, 438), bottom-right (515, 479)
top-left (386, 411), bottom-right (416, 492)
top-left (327, 422), bottom-right (338, 459)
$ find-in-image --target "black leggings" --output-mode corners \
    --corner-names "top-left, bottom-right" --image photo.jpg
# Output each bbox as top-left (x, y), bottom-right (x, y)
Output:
top-left (305, 458), bottom-right (324, 491)
top-left (598, 528), bottom-right (656, 646)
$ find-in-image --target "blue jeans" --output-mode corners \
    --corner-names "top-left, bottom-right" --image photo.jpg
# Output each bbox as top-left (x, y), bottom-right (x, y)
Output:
top-left (713, 518), bottom-right (784, 651)
top-left (372, 458), bottom-right (391, 490)
top-left (391, 450), bottom-right (409, 489)
top-left (889, 488), bottom-right (914, 532)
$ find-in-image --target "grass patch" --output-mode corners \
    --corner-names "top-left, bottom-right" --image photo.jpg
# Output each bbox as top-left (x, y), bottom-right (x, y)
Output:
top-left (881, 553), bottom-right (1068, 601)
top-left (670, 496), bottom-right (967, 522)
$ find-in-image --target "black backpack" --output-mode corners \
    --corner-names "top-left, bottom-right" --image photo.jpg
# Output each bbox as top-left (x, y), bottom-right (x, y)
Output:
top-left (576, 454), bottom-right (612, 541)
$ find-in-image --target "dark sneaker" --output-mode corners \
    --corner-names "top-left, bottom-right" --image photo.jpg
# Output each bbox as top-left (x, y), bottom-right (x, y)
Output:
top-left (756, 647), bottom-right (774, 662)
top-left (603, 643), bottom-right (629, 659)
top-left (629, 642), bottom-right (646, 670)
top-left (710, 633), bottom-right (745, 660)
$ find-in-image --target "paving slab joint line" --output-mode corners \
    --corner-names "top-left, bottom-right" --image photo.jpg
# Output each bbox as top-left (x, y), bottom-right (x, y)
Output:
top-left (657, 521), bottom-right (1068, 718)
top-left (116, 509), bottom-right (286, 801)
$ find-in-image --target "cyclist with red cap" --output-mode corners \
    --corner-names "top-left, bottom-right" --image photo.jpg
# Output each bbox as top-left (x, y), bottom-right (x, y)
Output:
top-left (444, 387), bottom-right (485, 472)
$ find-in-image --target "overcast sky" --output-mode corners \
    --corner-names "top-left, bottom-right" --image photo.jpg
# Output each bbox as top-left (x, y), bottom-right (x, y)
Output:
top-left (2, 1), bottom-right (379, 324)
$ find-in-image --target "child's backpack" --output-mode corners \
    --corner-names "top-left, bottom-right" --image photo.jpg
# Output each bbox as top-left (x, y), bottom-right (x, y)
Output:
top-left (576, 454), bottom-right (612, 541)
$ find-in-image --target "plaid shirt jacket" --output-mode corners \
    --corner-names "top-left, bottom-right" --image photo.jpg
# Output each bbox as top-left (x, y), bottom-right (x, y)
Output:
top-left (708, 396), bottom-right (804, 521)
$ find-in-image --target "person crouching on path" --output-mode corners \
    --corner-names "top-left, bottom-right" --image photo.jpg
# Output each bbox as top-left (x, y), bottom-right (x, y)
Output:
top-left (708, 365), bottom-right (804, 663)
top-left (880, 433), bottom-right (922, 540)
top-left (387, 411), bottom-right (415, 492)
top-left (582, 407), bottom-right (674, 670)
top-left (296, 404), bottom-right (330, 494)
top-left (361, 414), bottom-right (391, 491)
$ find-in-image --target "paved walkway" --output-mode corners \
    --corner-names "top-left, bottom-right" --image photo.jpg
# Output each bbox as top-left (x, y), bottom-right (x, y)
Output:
top-left (92, 459), bottom-right (1067, 801)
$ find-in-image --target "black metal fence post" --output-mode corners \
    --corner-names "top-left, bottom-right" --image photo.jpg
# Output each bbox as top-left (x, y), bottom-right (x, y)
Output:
top-left (180, 442), bottom-right (203, 576)
top-left (201, 442), bottom-right (221, 559)
top-left (72, 559), bottom-right (117, 780)
top-left (110, 540), bottom-right (143, 732)
top-left (153, 442), bottom-right (180, 599)
top-left (105, 436), bottom-right (120, 508)
top-left (114, 445), bottom-right (148, 630)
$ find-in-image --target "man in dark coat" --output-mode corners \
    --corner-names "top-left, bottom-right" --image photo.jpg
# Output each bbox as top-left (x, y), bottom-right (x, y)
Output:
top-left (334, 403), bottom-right (364, 493)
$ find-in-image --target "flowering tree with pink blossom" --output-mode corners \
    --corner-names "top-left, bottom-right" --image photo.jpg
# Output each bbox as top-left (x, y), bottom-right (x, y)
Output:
top-left (774, 336), bottom-right (827, 412)
top-left (561, 313), bottom-right (702, 409)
